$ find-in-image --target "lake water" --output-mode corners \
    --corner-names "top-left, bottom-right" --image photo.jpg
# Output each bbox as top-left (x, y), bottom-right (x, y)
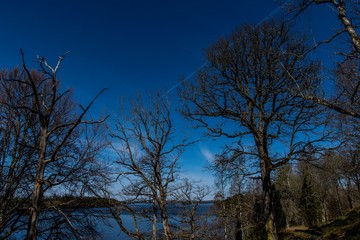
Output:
top-left (7, 203), bottom-right (213, 239)
top-left (97, 203), bottom-right (213, 239)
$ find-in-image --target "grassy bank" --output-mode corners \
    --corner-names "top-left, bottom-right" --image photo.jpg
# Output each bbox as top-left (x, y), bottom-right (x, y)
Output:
top-left (281, 207), bottom-right (360, 240)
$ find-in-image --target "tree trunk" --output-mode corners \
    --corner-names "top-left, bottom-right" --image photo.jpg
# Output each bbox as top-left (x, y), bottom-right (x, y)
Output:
top-left (189, 208), bottom-right (196, 240)
top-left (159, 200), bottom-right (173, 240)
top-left (152, 203), bottom-right (157, 240)
top-left (235, 212), bottom-right (243, 240)
top-left (346, 178), bottom-right (353, 209)
top-left (263, 172), bottom-right (278, 240)
top-left (222, 201), bottom-right (228, 240)
top-left (256, 136), bottom-right (278, 240)
top-left (259, 148), bottom-right (278, 240)
top-left (336, 0), bottom-right (360, 52)
top-left (27, 126), bottom-right (47, 240)
top-left (265, 212), bottom-right (277, 240)
top-left (335, 182), bottom-right (343, 216)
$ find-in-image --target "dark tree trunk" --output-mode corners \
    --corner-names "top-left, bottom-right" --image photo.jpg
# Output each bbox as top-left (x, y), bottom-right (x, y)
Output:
top-left (27, 126), bottom-right (47, 240)
top-left (263, 169), bottom-right (278, 240)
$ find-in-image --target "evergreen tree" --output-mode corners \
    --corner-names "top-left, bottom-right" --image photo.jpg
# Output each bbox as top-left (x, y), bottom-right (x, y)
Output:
top-left (299, 175), bottom-right (322, 226)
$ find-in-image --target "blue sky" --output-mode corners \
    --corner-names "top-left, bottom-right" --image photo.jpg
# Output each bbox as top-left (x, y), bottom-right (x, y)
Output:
top-left (0, 0), bottom-right (341, 195)
top-left (0, 0), bottom-right (278, 99)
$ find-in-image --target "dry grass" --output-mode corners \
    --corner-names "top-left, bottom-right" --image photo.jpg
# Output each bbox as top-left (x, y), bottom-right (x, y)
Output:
top-left (287, 226), bottom-right (309, 231)
top-left (281, 207), bottom-right (360, 240)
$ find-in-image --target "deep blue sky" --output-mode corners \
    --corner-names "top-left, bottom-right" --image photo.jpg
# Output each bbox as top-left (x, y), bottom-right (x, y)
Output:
top-left (0, 1), bottom-right (278, 101)
top-left (0, 0), bottom-right (340, 193)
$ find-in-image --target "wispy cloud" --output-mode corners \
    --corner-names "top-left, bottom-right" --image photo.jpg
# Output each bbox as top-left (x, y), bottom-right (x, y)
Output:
top-left (200, 146), bottom-right (215, 163)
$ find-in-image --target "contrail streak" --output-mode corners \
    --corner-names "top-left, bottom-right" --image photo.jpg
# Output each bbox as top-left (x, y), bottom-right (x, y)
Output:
top-left (160, 62), bottom-right (208, 99)
top-left (161, 2), bottom-right (286, 98)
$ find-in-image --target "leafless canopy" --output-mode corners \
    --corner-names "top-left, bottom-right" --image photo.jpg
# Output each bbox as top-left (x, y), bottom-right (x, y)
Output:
top-left (110, 95), bottom-right (189, 240)
top-left (282, 0), bottom-right (360, 118)
top-left (181, 20), bottom-right (328, 239)
top-left (0, 50), bottom-right (108, 240)
top-left (182, 21), bottom-right (325, 170)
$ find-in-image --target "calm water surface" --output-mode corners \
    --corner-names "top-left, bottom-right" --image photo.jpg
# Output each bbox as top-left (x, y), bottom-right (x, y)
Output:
top-left (97, 203), bottom-right (213, 239)
top-left (7, 203), bottom-right (213, 239)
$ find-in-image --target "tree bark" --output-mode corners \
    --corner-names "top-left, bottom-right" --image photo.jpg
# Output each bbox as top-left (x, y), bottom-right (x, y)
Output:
top-left (255, 122), bottom-right (278, 240)
top-left (263, 169), bottom-right (278, 240)
top-left (336, 0), bottom-right (360, 52)
top-left (259, 142), bottom-right (278, 240)
top-left (159, 190), bottom-right (173, 240)
top-left (27, 126), bottom-right (47, 240)
top-left (152, 203), bottom-right (157, 240)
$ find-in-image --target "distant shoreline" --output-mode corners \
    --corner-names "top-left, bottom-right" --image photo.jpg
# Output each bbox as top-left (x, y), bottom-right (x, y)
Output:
top-left (13, 196), bottom-right (215, 212)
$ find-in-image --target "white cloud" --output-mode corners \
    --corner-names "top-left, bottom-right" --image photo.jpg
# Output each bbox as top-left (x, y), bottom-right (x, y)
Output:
top-left (200, 146), bottom-right (215, 163)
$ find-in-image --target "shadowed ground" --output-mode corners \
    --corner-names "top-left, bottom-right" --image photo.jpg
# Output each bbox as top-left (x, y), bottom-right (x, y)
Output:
top-left (281, 207), bottom-right (360, 240)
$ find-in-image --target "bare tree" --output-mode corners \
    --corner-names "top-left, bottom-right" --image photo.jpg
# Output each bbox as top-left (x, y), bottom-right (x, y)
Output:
top-left (181, 21), bottom-right (328, 240)
top-left (110, 96), bottom-right (189, 240)
top-left (282, 0), bottom-right (360, 118)
top-left (0, 68), bottom-right (35, 238)
top-left (172, 178), bottom-right (210, 240)
top-left (209, 153), bottom-right (250, 240)
top-left (329, 116), bottom-right (360, 209)
top-left (284, 0), bottom-right (360, 53)
top-left (0, 51), bottom-right (108, 240)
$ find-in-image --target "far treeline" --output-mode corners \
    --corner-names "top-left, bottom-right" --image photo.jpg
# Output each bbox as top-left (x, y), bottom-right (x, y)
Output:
top-left (1, 1), bottom-right (360, 240)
